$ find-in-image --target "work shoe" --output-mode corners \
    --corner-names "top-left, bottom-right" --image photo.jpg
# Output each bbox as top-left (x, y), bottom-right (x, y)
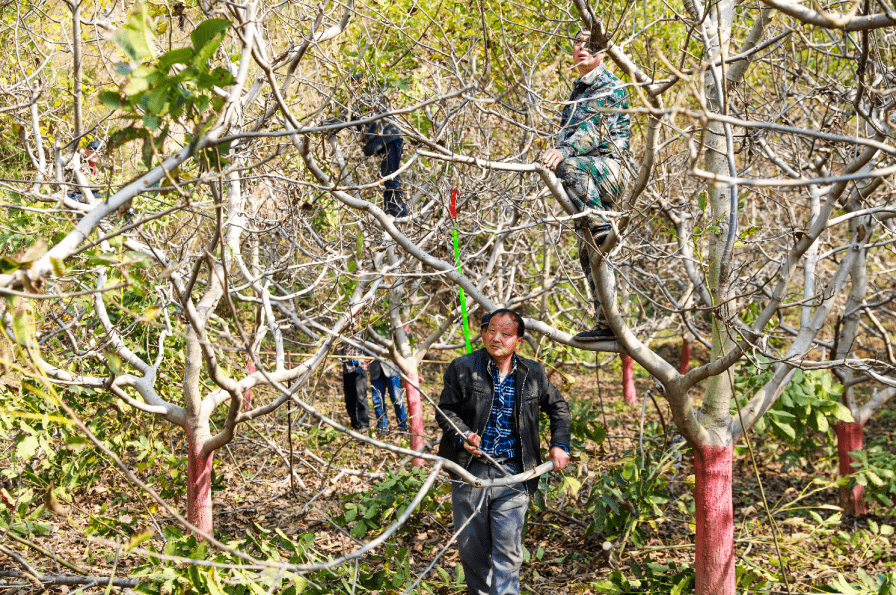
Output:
top-left (574, 325), bottom-right (616, 342)
top-left (384, 192), bottom-right (409, 219)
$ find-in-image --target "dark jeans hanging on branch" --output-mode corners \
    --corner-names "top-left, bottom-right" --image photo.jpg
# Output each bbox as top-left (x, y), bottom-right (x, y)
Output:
top-left (378, 139), bottom-right (408, 218)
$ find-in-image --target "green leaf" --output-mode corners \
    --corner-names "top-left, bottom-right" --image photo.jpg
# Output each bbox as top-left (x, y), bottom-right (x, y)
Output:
top-left (197, 67), bottom-right (235, 89)
top-left (191, 19), bottom-right (231, 65)
top-left (50, 257), bottom-right (66, 277)
top-left (561, 475), bottom-right (582, 498)
top-left (830, 575), bottom-right (859, 595)
top-left (146, 85), bottom-right (169, 115)
top-left (64, 436), bottom-right (89, 450)
top-left (109, 126), bottom-right (150, 150)
top-left (671, 574), bottom-right (690, 595)
top-left (767, 408), bottom-right (796, 419)
top-left (15, 435), bottom-right (39, 461)
top-left (126, 528), bottom-right (155, 551)
top-left (114, 61), bottom-right (133, 76)
top-left (12, 310), bottom-right (35, 345)
top-left (142, 136), bottom-right (155, 168)
top-left (830, 402), bottom-right (855, 422)
top-left (158, 47), bottom-right (193, 71)
top-left (813, 409), bottom-right (829, 433)
top-left (105, 350), bottom-right (122, 375)
top-left (98, 90), bottom-right (123, 110)
top-left (740, 225), bottom-right (760, 238)
top-left (123, 75), bottom-right (150, 97)
top-left (866, 471), bottom-right (885, 487)
top-left (115, 5), bottom-right (157, 62)
top-left (350, 522), bottom-right (367, 539)
top-left (772, 419), bottom-right (796, 440)
top-left (143, 114), bottom-right (160, 130)
top-left (697, 192), bottom-right (706, 211)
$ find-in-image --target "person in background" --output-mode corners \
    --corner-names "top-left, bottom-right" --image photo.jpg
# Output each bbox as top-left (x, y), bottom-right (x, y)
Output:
top-left (83, 140), bottom-right (103, 176)
top-left (340, 342), bottom-right (371, 432)
top-left (541, 29), bottom-right (632, 342)
top-left (67, 140), bottom-right (105, 203)
top-left (436, 308), bottom-right (571, 595)
top-left (324, 74), bottom-right (409, 219)
top-left (368, 358), bottom-right (407, 434)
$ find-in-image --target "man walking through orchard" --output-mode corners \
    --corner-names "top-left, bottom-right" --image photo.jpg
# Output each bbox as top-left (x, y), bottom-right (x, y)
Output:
top-left (542, 30), bottom-right (632, 341)
top-left (437, 309), bottom-right (571, 595)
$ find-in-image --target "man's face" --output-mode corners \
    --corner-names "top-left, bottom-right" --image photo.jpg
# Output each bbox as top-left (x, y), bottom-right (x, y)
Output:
top-left (572, 33), bottom-right (604, 72)
top-left (484, 314), bottom-right (523, 361)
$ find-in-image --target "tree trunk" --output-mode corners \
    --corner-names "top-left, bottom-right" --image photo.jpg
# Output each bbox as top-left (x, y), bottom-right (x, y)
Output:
top-left (680, 336), bottom-right (691, 374)
top-left (402, 369), bottom-right (426, 467)
top-left (836, 421), bottom-right (866, 516)
top-left (621, 355), bottom-right (635, 405)
top-left (187, 431), bottom-right (214, 535)
top-left (694, 444), bottom-right (734, 595)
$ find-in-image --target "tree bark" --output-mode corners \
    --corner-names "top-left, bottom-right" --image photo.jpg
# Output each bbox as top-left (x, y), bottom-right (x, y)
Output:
top-left (836, 421), bottom-right (866, 516)
top-left (680, 336), bottom-right (691, 374)
top-left (187, 430), bottom-right (214, 535)
top-left (694, 444), bottom-right (735, 595)
top-left (621, 355), bottom-right (635, 405)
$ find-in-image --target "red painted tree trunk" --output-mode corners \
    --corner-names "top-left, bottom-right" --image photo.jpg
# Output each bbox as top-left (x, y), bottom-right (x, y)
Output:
top-left (680, 337), bottom-right (691, 374)
top-left (403, 371), bottom-right (426, 467)
top-left (694, 444), bottom-right (734, 595)
top-left (187, 433), bottom-right (214, 535)
top-left (836, 421), bottom-right (866, 516)
top-left (621, 355), bottom-right (636, 405)
top-left (243, 356), bottom-right (256, 411)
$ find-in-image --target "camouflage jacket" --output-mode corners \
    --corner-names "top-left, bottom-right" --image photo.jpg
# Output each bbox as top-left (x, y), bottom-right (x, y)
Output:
top-left (556, 64), bottom-right (630, 161)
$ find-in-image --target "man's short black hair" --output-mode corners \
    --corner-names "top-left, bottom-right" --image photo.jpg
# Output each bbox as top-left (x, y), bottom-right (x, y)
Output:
top-left (487, 308), bottom-right (525, 338)
top-left (480, 312), bottom-right (491, 330)
top-left (575, 29), bottom-right (604, 53)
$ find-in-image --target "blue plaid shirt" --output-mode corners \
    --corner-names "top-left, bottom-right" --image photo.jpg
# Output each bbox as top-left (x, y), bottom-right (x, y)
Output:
top-left (479, 357), bottom-right (519, 460)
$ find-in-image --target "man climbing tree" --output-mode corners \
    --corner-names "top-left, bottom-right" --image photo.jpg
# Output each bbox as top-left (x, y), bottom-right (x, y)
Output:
top-left (324, 73), bottom-right (409, 219)
top-left (542, 29), bottom-right (632, 341)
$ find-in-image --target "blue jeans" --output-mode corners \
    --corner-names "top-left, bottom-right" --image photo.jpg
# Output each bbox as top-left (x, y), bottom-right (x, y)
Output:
top-left (370, 375), bottom-right (407, 433)
top-left (451, 459), bottom-right (529, 595)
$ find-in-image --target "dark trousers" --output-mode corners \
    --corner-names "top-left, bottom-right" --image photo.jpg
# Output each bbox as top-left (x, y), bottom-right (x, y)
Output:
top-left (342, 367), bottom-right (370, 430)
top-left (379, 139), bottom-right (407, 217)
top-left (452, 459), bottom-right (529, 595)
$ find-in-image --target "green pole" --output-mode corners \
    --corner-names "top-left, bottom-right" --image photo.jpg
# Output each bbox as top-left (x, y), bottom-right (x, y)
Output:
top-left (450, 188), bottom-right (472, 353)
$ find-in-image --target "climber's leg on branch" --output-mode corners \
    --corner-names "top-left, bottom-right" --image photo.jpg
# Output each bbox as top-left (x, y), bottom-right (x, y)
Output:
top-left (575, 225), bottom-right (618, 341)
top-left (556, 155), bottom-right (629, 342)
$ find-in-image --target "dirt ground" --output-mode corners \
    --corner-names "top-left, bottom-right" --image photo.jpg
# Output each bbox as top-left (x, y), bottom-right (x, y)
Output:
top-left (1, 351), bottom-right (894, 594)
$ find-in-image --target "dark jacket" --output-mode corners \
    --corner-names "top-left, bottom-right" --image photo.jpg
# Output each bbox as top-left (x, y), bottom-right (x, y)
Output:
top-left (329, 92), bottom-right (401, 157)
top-left (436, 348), bottom-right (571, 494)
